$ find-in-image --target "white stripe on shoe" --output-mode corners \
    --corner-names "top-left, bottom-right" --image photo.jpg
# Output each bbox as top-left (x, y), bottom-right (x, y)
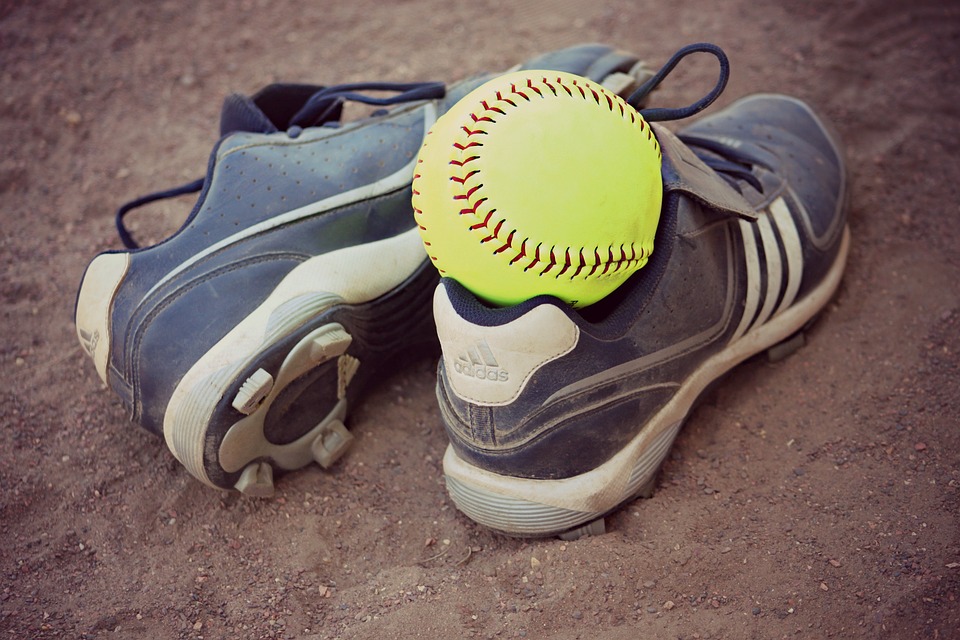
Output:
top-left (733, 196), bottom-right (806, 340)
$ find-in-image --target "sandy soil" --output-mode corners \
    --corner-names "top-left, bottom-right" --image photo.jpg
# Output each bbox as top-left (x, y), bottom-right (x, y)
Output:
top-left (2, 0), bottom-right (959, 638)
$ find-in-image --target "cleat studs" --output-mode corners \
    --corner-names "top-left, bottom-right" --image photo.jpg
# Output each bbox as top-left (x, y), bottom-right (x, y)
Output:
top-left (634, 473), bottom-right (659, 499)
top-left (311, 419), bottom-right (355, 469)
top-left (766, 331), bottom-right (806, 363)
top-left (308, 324), bottom-right (352, 363)
top-left (234, 461), bottom-right (275, 497)
top-left (232, 368), bottom-right (274, 415)
top-left (557, 518), bottom-right (606, 541)
top-left (337, 354), bottom-right (360, 400)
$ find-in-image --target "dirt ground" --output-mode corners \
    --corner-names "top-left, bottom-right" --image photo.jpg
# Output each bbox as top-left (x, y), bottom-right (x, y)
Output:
top-left (2, 0), bottom-right (959, 638)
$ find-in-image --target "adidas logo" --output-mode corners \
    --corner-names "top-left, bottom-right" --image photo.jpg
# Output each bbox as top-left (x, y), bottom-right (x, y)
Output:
top-left (732, 195), bottom-right (805, 340)
top-left (453, 339), bottom-right (509, 382)
top-left (78, 327), bottom-right (99, 358)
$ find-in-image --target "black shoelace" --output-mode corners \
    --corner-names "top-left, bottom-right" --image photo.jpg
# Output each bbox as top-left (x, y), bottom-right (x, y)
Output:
top-left (629, 42), bottom-right (764, 194)
top-left (114, 44), bottom-right (764, 250)
top-left (288, 81), bottom-right (445, 129)
top-left (114, 81), bottom-right (445, 249)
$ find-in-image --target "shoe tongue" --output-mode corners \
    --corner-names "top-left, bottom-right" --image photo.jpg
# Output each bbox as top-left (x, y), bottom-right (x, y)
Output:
top-left (219, 83), bottom-right (328, 136)
top-left (654, 123), bottom-right (757, 221)
top-left (219, 93), bottom-right (280, 136)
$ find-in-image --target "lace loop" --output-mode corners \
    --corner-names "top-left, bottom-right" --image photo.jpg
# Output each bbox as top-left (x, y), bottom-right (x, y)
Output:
top-left (289, 81), bottom-right (446, 129)
top-left (629, 42), bottom-right (729, 123)
top-left (115, 178), bottom-right (204, 249)
top-left (627, 43), bottom-right (767, 194)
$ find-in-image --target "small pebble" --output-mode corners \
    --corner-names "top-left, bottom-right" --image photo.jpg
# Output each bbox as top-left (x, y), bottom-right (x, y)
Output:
top-left (914, 442), bottom-right (927, 452)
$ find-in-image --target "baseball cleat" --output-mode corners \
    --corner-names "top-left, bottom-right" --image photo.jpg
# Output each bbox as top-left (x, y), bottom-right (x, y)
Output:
top-left (432, 43), bottom-right (850, 537)
top-left (74, 44), bottom-right (654, 495)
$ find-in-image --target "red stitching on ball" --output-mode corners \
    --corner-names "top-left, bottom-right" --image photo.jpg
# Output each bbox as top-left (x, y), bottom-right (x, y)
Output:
top-left (450, 169), bottom-right (480, 184)
top-left (495, 90), bottom-right (516, 107)
top-left (571, 80), bottom-right (587, 99)
top-left (588, 249), bottom-right (602, 277)
top-left (523, 243), bottom-right (542, 272)
top-left (481, 100), bottom-right (505, 115)
top-left (458, 197), bottom-right (487, 216)
top-left (509, 238), bottom-right (528, 266)
top-left (494, 230), bottom-right (515, 255)
top-left (571, 249), bottom-right (587, 278)
top-left (470, 210), bottom-right (495, 231)
top-left (540, 247), bottom-right (557, 275)
top-left (470, 111), bottom-right (496, 124)
top-left (453, 183), bottom-right (483, 201)
top-left (510, 84), bottom-right (530, 101)
top-left (450, 156), bottom-right (479, 167)
top-left (555, 248), bottom-right (572, 277)
top-left (482, 218), bottom-right (504, 243)
top-left (443, 74), bottom-right (657, 279)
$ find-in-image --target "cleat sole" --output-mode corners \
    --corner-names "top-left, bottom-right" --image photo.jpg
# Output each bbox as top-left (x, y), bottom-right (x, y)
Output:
top-left (162, 227), bottom-right (429, 492)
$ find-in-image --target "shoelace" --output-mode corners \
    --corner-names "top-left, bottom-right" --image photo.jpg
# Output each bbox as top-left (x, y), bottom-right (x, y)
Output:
top-left (114, 44), bottom-right (764, 249)
top-left (289, 81), bottom-right (445, 129)
top-left (114, 81), bottom-right (445, 249)
top-left (629, 42), bottom-right (764, 194)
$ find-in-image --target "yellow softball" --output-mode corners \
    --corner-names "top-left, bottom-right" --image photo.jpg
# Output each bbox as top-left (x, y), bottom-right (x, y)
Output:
top-left (412, 70), bottom-right (662, 309)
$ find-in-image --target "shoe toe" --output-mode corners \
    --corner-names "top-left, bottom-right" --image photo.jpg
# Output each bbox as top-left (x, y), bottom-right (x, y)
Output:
top-left (686, 93), bottom-right (846, 239)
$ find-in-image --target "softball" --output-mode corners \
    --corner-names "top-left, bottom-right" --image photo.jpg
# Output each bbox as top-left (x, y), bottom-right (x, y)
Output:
top-left (412, 69), bottom-right (662, 308)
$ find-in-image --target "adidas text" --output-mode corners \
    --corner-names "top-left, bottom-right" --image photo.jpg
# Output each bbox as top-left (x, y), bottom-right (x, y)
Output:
top-left (453, 361), bottom-right (509, 382)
